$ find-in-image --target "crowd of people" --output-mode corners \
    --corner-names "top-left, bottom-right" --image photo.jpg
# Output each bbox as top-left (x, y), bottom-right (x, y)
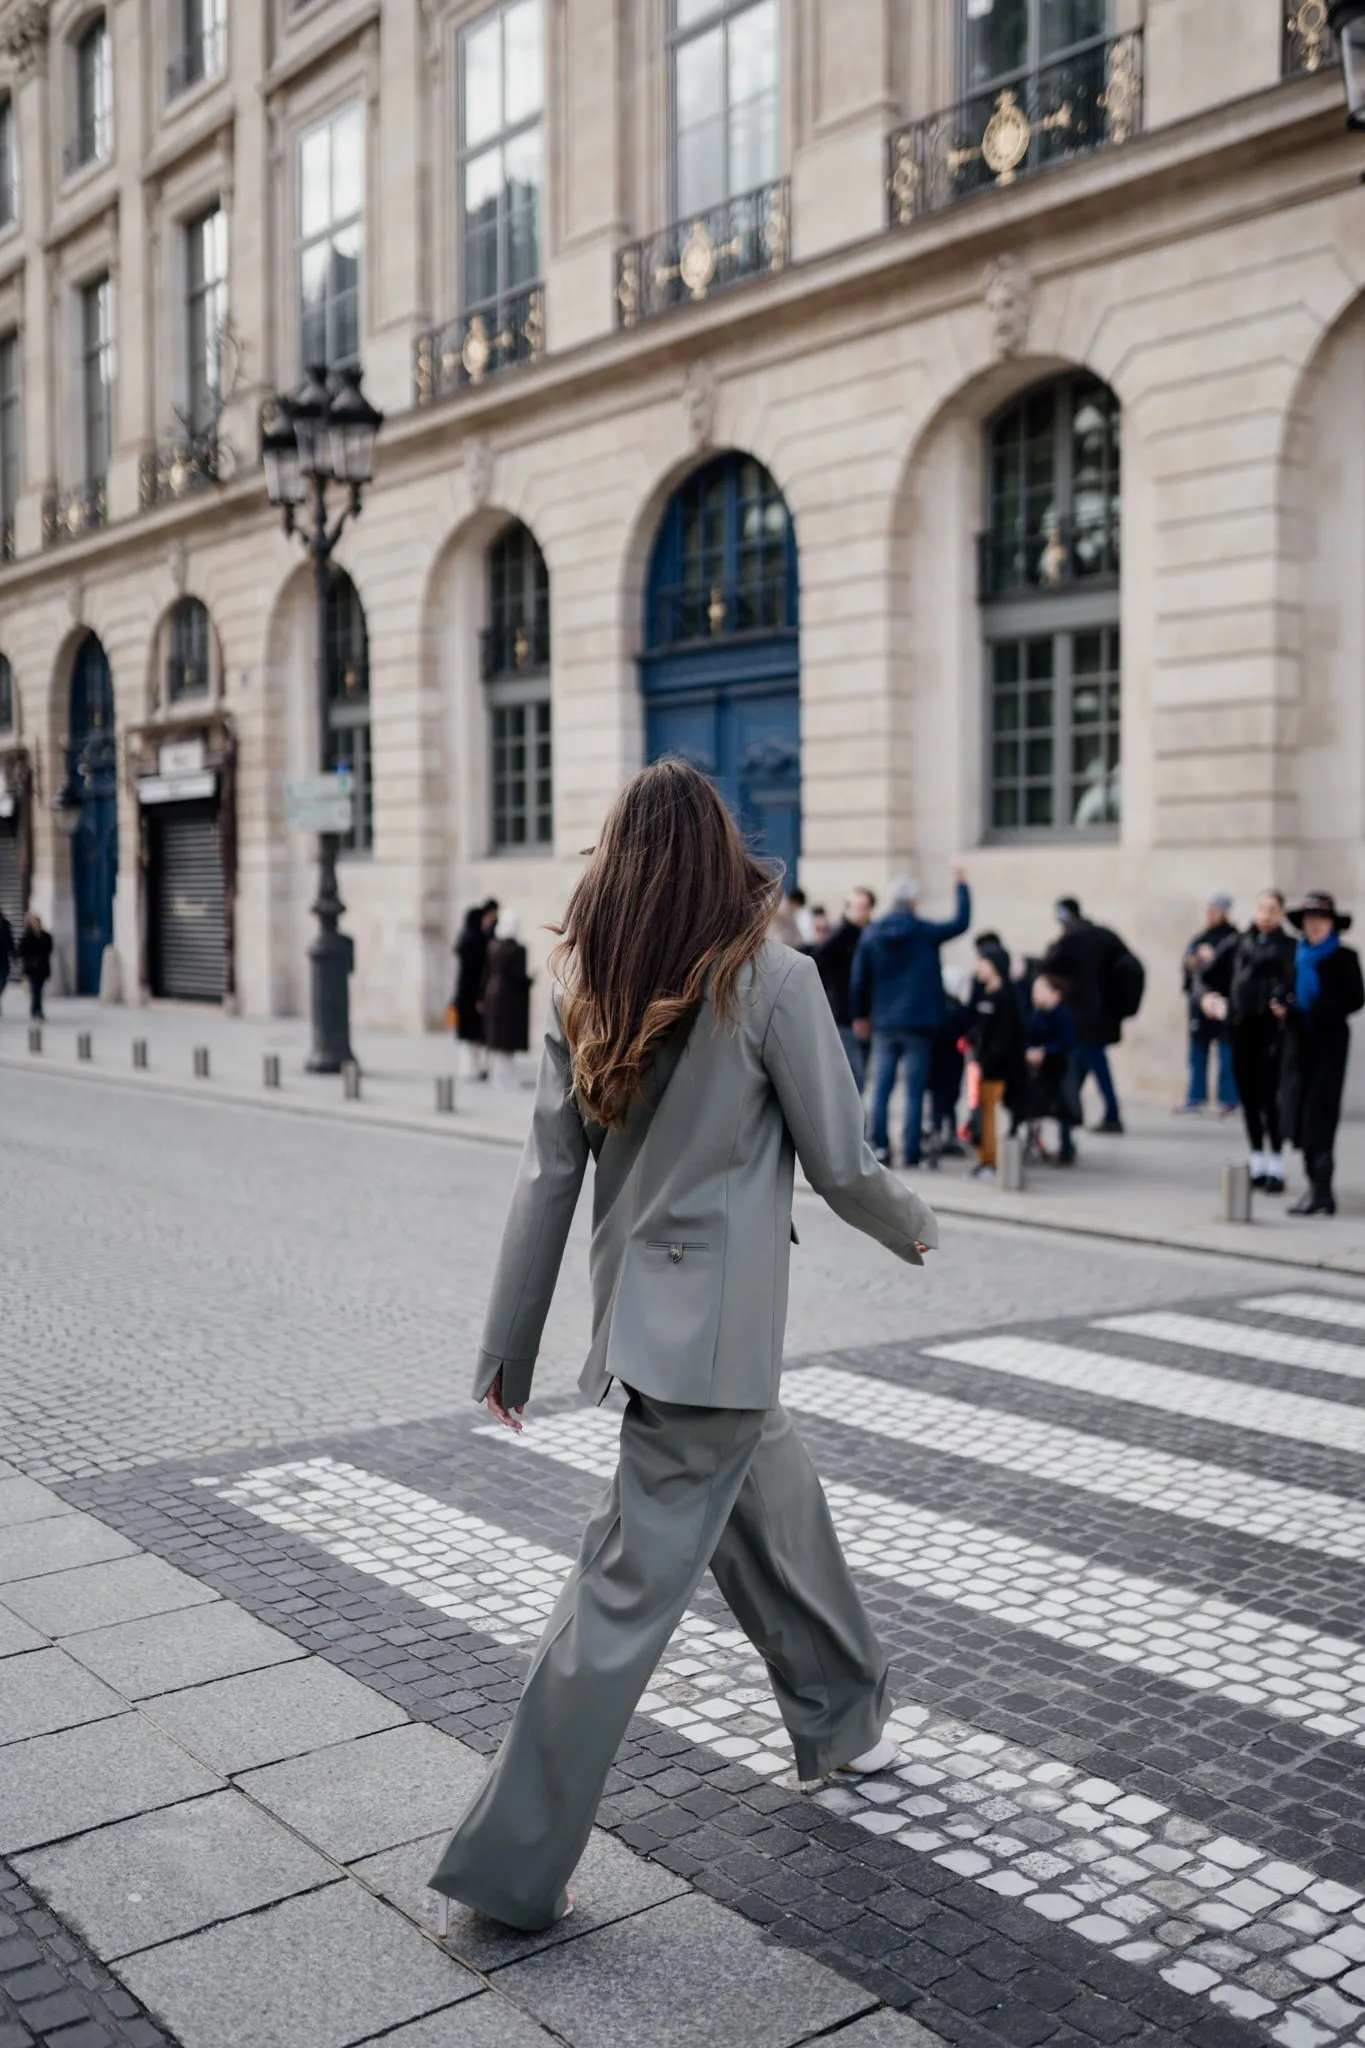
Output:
top-left (449, 900), bottom-right (532, 1088)
top-left (780, 873), bottom-right (1363, 1217)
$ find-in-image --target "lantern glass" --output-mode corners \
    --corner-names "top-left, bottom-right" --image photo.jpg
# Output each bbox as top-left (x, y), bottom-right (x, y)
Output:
top-left (291, 366), bottom-right (334, 481)
top-left (326, 369), bottom-right (383, 485)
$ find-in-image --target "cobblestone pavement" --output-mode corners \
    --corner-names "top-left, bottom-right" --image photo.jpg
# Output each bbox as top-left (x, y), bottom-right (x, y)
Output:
top-left (5, 1068), bottom-right (1365, 2048)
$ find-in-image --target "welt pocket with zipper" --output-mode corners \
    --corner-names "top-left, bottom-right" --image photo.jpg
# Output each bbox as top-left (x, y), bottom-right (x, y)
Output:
top-left (645, 1240), bottom-right (710, 1265)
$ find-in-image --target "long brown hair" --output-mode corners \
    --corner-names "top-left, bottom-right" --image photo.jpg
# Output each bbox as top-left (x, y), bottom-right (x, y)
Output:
top-left (551, 760), bottom-right (779, 1128)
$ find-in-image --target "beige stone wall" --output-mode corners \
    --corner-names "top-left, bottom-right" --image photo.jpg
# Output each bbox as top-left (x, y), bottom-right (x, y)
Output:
top-left (0, 0), bottom-right (1362, 1109)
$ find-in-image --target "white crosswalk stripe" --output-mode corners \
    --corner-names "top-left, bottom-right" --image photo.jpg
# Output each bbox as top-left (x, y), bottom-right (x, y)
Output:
top-left (780, 1363), bottom-right (1365, 1562)
top-left (492, 1409), bottom-right (1365, 1743)
top-left (1098, 1311), bottom-right (1365, 1383)
top-left (924, 1332), bottom-right (1365, 1456)
top-left (209, 1447), bottom-right (1365, 2047)
top-left (1244, 1293), bottom-right (1365, 1334)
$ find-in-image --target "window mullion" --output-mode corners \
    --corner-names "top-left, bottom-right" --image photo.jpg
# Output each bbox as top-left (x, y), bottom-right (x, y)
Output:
top-left (1055, 629), bottom-right (1073, 829)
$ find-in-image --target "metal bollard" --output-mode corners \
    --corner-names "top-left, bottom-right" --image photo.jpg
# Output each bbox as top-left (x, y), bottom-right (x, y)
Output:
top-left (193, 1046), bottom-right (210, 1079)
top-left (1000, 1134), bottom-right (1026, 1192)
top-left (132, 1039), bottom-right (148, 1069)
top-left (27, 1025), bottom-right (41, 1054)
top-left (1221, 1161), bottom-right (1252, 1224)
top-left (342, 1060), bottom-right (361, 1100)
top-left (76, 1031), bottom-right (92, 1061)
top-left (263, 1053), bottom-right (281, 1089)
top-left (435, 1075), bottom-right (456, 1115)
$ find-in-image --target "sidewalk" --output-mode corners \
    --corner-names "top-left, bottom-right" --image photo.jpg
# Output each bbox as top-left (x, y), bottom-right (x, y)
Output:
top-left (7, 995), bottom-right (1365, 1274)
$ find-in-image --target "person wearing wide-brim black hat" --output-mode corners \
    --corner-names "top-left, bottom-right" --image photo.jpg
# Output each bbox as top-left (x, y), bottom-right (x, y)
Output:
top-left (1273, 891), bottom-right (1364, 1215)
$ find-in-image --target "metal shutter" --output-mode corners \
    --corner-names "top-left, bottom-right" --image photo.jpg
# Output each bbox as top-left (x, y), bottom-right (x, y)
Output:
top-left (149, 799), bottom-right (226, 1001)
top-left (0, 818), bottom-right (19, 980)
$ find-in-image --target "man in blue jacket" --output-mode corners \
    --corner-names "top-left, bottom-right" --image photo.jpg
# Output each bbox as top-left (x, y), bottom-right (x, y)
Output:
top-left (851, 868), bottom-right (971, 1167)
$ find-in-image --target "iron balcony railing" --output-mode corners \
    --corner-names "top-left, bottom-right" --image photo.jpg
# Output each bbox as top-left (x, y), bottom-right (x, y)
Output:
top-left (413, 285), bottom-right (545, 406)
top-left (166, 20), bottom-right (226, 101)
top-left (42, 478), bottom-right (105, 547)
top-left (649, 572), bottom-right (794, 649)
top-left (888, 31), bottom-right (1142, 225)
top-left (62, 120), bottom-right (111, 178)
top-left (616, 178), bottom-right (790, 329)
top-left (139, 432), bottom-right (221, 510)
top-left (1283, 1), bottom-right (1336, 76)
top-left (978, 510), bottom-right (1120, 603)
top-left (481, 618), bottom-right (550, 683)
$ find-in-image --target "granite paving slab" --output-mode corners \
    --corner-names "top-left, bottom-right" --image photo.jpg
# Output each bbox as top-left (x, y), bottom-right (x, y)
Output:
top-left (239, 1723), bottom-right (487, 1863)
top-left (62, 1597), bottom-right (306, 1699)
top-left (0, 1604), bottom-right (45, 1659)
top-left (830, 2014), bottom-right (947, 2048)
top-left (349, 1995), bottom-right (560, 2046)
top-left (0, 1476), bottom-right (77, 1527)
top-left (116, 1877), bottom-right (482, 2048)
top-left (0, 1552), bottom-right (220, 1634)
top-left (353, 1823), bottom-right (689, 1969)
top-left (0, 1854), bottom-right (179, 2048)
top-left (0, 1712), bottom-right (223, 1853)
top-left (0, 1508), bottom-right (136, 1583)
top-left (142, 1652), bottom-right (406, 1772)
top-left (0, 1644), bottom-right (127, 1745)
top-left (491, 1892), bottom-right (875, 2048)
top-left (14, 1788), bottom-right (338, 1958)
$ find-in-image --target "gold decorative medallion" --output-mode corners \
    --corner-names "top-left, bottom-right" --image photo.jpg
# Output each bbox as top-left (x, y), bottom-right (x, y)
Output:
top-left (617, 247), bottom-right (640, 329)
top-left (678, 220), bottom-right (719, 300)
top-left (524, 288), bottom-right (545, 360)
top-left (763, 187), bottom-right (789, 272)
top-left (1101, 35), bottom-right (1141, 146)
top-left (1292, 0), bottom-right (1330, 69)
top-left (414, 333), bottom-right (435, 405)
top-left (707, 585), bottom-right (727, 633)
top-left (1040, 526), bottom-right (1067, 587)
top-left (888, 133), bottom-right (921, 225)
top-left (462, 315), bottom-right (492, 384)
top-left (980, 90), bottom-right (1034, 183)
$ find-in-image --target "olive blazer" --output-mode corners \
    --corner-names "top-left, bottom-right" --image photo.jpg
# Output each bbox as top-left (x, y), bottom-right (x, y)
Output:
top-left (473, 939), bottom-right (939, 1413)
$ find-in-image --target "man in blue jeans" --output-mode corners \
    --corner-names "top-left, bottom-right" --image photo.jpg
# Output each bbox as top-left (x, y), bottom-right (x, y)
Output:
top-left (851, 869), bottom-right (971, 1166)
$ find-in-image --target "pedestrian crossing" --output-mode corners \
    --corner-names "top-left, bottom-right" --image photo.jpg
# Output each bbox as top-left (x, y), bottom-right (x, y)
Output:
top-left (205, 1286), bottom-right (1365, 2048)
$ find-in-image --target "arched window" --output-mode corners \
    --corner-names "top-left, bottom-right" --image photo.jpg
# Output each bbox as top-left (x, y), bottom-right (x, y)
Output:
top-left (0, 654), bottom-right (12, 733)
top-left (647, 452), bottom-right (797, 650)
top-left (981, 372), bottom-right (1121, 836)
top-left (166, 598), bottom-right (211, 702)
top-left (324, 571), bottom-right (372, 853)
top-left (484, 522), bottom-right (551, 850)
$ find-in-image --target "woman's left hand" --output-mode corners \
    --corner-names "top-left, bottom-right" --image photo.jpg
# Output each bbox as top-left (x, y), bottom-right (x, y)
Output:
top-left (485, 1369), bottom-right (525, 1433)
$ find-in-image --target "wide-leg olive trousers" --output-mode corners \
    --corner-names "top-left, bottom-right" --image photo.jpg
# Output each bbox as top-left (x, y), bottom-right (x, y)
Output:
top-left (429, 1388), bottom-right (891, 1930)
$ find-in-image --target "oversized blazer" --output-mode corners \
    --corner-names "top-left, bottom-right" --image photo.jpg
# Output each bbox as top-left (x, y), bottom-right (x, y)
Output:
top-left (473, 939), bottom-right (940, 1414)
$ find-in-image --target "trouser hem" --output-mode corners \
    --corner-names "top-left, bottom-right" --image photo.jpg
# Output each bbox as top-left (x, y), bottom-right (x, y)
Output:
top-left (792, 1670), bottom-right (893, 1782)
top-left (427, 1868), bottom-right (568, 1934)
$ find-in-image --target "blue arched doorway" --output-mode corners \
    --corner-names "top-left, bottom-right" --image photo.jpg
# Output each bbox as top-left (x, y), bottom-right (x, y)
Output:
top-left (68, 632), bottom-right (118, 994)
top-left (641, 452), bottom-right (800, 881)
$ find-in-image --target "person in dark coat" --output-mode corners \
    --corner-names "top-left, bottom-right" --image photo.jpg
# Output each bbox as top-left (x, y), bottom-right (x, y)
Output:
top-left (18, 912), bottom-right (52, 1020)
top-left (1276, 891), bottom-right (1364, 1216)
top-left (481, 912), bottom-right (532, 1088)
top-left (1023, 970), bottom-right (1080, 1164)
top-left (1043, 898), bottom-right (1129, 1133)
top-left (452, 899), bottom-right (499, 1079)
top-left (967, 944), bottom-right (1026, 1179)
top-left (1227, 890), bottom-right (1296, 1194)
top-left (0, 908), bottom-right (13, 1012)
top-left (851, 869), bottom-right (971, 1167)
top-left (813, 887), bottom-right (876, 1090)
top-left (1178, 894), bottom-right (1240, 1116)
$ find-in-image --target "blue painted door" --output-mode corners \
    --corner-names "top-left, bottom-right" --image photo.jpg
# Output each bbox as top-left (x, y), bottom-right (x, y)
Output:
top-left (642, 452), bottom-right (802, 883)
top-left (69, 635), bottom-right (118, 995)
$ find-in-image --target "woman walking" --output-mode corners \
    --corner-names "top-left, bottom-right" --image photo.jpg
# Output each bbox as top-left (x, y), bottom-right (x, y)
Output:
top-left (430, 760), bottom-right (936, 1933)
top-left (18, 912), bottom-right (52, 1020)
top-left (479, 911), bottom-right (531, 1089)
top-left (451, 900), bottom-right (498, 1081)
top-left (1226, 891), bottom-right (1296, 1194)
top-left (1277, 891), bottom-right (1364, 1216)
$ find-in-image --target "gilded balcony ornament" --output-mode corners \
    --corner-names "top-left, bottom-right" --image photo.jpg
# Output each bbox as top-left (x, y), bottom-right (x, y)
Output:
top-left (513, 625), bottom-right (530, 669)
top-left (414, 333), bottom-right (435, 406)
top-left (524, 287), bottom-right (546, 361)
top-left (981, 90), bottom-right (1035, 182)
top-left (1101, 33), bottom-right (1142, 145)
top-left (617, 247), bottom-right (640, 329)
top-left (462, 315), bottom-right (493, 384)
top-left (888, 131), bottom-right (921, 226)
top-left (1040, 525), bottom-right (1067, 587)
top-left (763, 187), bottom-right (789, 272)
top-left (1290, 0), bottom-right (1330, 70)
top-left (707, 585), bottom-right (726, 634)
top-left (678, 220), bottom-right (720, 301)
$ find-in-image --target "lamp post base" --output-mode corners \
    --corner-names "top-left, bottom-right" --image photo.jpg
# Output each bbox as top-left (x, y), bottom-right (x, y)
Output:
top-left (306, 832), bottom-right (354, 1073)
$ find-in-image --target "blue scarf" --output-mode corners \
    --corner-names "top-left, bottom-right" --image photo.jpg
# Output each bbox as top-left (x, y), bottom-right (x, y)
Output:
top-left (1296, 930), bottom-right (1339, 1012)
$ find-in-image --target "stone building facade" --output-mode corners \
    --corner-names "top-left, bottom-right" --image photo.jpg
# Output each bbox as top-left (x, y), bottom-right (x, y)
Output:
top-left (0, 0), bottom-right (1359, 1098)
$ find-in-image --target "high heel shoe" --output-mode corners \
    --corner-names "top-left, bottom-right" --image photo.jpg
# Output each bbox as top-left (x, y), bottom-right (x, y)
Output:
top-left (1289, 1187), bottom-right (1336, 1216)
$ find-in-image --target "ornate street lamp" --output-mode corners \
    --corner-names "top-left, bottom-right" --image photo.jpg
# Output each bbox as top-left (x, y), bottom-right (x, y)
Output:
top-left (262, 362), bottom-right (385, 1073)
top-left (1329, 1), bottom-right (1365, 124)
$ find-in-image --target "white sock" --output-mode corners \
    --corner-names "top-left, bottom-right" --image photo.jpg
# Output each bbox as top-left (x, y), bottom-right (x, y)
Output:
top-left (1250, 1151), bottom-right (1265, 1178)
top-left (1266, 1152), bottom-right (1284, 1179)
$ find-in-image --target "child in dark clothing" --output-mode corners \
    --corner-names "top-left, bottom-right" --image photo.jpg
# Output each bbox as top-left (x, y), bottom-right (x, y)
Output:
top-left (968, 948), bottom-right (1026, 1179)
top-left (1025, 971), bottom-right (1079, 1165)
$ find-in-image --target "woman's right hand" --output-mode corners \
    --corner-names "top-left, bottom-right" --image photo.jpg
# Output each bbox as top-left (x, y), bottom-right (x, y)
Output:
top-left (485, 1369), bottom-right (525, 1434)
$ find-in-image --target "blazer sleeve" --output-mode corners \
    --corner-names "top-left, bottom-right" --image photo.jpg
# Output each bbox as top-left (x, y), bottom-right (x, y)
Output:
top-left (762, 952), bottom-right (938, 1262)
top-left (472, 994), bottom-right (591, 1406)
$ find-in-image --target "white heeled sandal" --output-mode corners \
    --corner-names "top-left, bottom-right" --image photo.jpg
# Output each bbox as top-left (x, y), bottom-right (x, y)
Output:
top-left (834, 1736), bottom-right (901, 1777)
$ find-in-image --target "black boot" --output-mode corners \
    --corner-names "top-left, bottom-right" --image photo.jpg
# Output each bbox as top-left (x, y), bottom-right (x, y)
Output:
top-left (1289, 1185), bottom-right (1336, 1216)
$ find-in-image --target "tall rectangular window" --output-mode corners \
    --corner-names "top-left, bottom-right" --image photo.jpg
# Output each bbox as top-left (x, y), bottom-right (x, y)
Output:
top-left (186, 207), bottom-right (227, 433)
top-left (0, 335), bottom-right (20, 528)
top-left (671, 0), bottom-right (779, 218)
top-left (81, 276), bottom-right (114, 482)
top-left (0, 98), bottom-right (17, 226)
top-left (460, 0), bottom-right (543, 320)
top-left (169, 0), bottom-right (227, 98)
top-left (963, 0), bottom-right (1108, 93)
top-left (298, 105), bottom-right (362, 371)
top-left (74, 17), bottom-right (113, 168)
